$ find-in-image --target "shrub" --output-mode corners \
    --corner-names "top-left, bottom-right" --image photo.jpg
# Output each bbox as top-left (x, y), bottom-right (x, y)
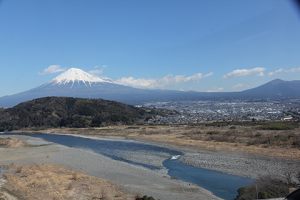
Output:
top-left (136, 195), bottom-right (156, 200)
top-left (206, 131), bottom-right (219, 135)
top-left (296, 171), bottom-right (300, 186)
top-left (292, 136), bottom-right (300, 148)
top-left (258, 122), bottom-right (298, 130)
top-left (235, 176), bottom-right (289, 200)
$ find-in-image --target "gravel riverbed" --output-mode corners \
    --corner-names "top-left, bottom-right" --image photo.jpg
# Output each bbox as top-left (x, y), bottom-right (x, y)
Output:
top-left (180, 150), bottom-right (300, 180)
top-left (0, 135), bottom-right (220, 200)
top-left (2, 133), bottom-right (300, 200)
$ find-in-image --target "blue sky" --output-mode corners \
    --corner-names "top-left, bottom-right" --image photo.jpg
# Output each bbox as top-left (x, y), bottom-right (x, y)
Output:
top-left (0, 0), bottom-right (300, 95)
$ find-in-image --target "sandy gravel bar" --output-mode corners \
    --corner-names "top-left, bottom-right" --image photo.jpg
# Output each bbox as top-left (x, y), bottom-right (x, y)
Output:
top-left (0, 135), bottom-right (220, 200)
top-left (180, 150), bottom-right (300, 180)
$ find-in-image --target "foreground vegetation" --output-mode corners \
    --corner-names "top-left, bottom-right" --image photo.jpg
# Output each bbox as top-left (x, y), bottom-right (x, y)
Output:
top-left (235, 174), bottom-right (300, 200)
top-left (135, 195), bottom-right (157, 200)
top-left (0, 164), bottom-right (137, 200)
top-left (0, 164), bottom-right (159, 200)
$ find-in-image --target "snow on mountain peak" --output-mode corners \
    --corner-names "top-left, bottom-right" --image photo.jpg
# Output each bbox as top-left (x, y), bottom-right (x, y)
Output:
top-left (52, 68), bottom-right (109, 86)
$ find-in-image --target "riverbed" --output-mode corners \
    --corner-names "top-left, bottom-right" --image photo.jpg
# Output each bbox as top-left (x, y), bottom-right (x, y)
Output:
top-left (2, 133), bottom-right (256, 200)
top-left (0, 135), bottom-right (220, 200)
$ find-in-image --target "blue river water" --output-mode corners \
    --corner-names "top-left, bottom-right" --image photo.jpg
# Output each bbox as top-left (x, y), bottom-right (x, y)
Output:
top-left (4, 133), bottom-right (253, 200)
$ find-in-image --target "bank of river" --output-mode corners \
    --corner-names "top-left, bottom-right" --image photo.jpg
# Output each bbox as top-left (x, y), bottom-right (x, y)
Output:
top-left (0, 166), bottom-right (7, 190)
top-left (4, 133), bottom-right (255, 200)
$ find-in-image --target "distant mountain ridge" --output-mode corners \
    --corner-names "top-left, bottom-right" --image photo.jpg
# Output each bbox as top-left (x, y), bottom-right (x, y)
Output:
top-left (239, 79), bottom-right (300, 99)
top-left (0, 68), bottom-right (300, 107)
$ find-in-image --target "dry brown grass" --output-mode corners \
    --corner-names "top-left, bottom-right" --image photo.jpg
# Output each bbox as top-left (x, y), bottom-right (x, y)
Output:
top-left (0, 191), bottom-right (18, 200)
top-left (2, 164), bottom-right (134, 200)
top-left (0, 138), bottom-right (26, 148)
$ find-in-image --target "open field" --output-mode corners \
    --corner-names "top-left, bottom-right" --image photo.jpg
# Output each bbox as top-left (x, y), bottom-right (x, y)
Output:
top-left (22, 122), bottom-right (300, 160)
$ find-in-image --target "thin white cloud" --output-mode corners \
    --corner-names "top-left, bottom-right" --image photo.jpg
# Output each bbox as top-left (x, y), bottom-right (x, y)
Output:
top-left (40, 65), bottom-right (65, 75)
top-left (224, 67), bottom-right (265, 79)
top-left (116, 72), bottom-right (213, 89)
top-left (88, 65), bottom-right (107, 76)
top-left (268, 67), bottom-right (300, 76)
top-left (232, 83), bottom-right (249, 91)
top-left (206, 87), bottom-right (224, 92)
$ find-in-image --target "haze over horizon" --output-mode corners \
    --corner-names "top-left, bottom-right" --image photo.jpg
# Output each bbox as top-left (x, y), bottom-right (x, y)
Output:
top-left (1, 0), bottom-right (300, 95)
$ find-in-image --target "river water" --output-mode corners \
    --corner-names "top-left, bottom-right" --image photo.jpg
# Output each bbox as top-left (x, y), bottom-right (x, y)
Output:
top-left (4, 133), bottom-right (253, 200)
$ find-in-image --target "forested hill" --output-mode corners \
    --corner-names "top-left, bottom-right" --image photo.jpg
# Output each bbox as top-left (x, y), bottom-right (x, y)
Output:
top-left (0, 97), bottom-right (160, 131)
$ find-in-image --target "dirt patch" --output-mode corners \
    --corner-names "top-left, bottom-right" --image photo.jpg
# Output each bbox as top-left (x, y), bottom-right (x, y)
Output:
top-left (0, 138), bottom-right (26, 148)
top-left (1, 164), bottom-right (134, 200)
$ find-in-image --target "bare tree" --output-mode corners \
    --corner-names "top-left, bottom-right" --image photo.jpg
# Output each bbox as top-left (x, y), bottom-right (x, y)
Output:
top-left (284, 170), bottom-right (293, 186)
top-left (296, 171), bottom-right (300, 187)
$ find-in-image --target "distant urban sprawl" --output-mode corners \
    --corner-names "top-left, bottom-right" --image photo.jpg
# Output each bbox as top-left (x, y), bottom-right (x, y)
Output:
top-left (141, 100), bottom-right (300, 124)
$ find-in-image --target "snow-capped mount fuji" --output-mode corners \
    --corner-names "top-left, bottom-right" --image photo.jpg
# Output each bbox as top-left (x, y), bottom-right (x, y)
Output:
top-left (0, 67), bottom-right (300, 108)
top-left (51, 68), bottom-right (111, 86)
top-left (0, 68), bottom-right (187, 107)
